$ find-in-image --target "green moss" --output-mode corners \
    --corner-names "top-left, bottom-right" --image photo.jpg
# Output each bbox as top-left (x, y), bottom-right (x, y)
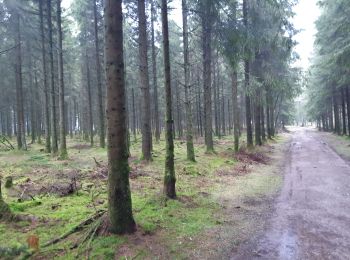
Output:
top-left (90, 236), bottom-right (126, 259)
top-left (9, 200), bottom-right (42, 212)
top-left (132, 192), bottom-right (218, 238)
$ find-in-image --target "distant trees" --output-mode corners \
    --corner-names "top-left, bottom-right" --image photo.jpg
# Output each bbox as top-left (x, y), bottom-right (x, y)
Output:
top-left (0, 0), bottom-right (302, 231)
top-left (307, 0), bottom-right (350, 135)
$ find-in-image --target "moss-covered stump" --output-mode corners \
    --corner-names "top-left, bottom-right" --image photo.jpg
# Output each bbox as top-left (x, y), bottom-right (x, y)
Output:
top-left (0, 178), bottom-right (11, 220)
top-left (5, 176), bottom-right (13, 188)
top-left (0, 200), bottom-right (11, 220)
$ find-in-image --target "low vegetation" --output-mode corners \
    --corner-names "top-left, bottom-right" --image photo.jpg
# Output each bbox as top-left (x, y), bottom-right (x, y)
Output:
top-left (0, 134), bottom-right (288, 259)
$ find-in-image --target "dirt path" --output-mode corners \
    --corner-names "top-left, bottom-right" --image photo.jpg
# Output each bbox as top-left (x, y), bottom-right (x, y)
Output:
top-left (232, 127), bottom-right (350, 260)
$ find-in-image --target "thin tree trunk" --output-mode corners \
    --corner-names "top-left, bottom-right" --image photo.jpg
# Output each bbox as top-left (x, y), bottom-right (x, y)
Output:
top-left (341, 87), bottom-right (346, 135)
top-left (243, 0), bottom-right (253, 147)
top-left (47, 0), bottom-right (58, 154)
top-left (14, 11), bottom-right (26, 150)
top-left (162, 0), bottom-right (176, 199)
top-left (138, 0), bottom-right (152, 161)
top-left (93, 0), bottom-right (105, 148)
top-left (261, 100), bottom-right (266, 141)
top-left (255, 92), bottom-right (262, 145)
top-left (202, 2), bottom-right (214, 152)
top-left (85, 53), bottom-right (94, 146)
top-left (346, 86), bottom-right (350, 136)
top-left (182, 0), bottom-right (195, 161)
top-left (39, 0), bottom-right (51, 153)
top-left (232, 71), bottom-right (239, 152)
top-left (132, 88), bottom-right (137, 141)
top-left (333, 88), bottom-right (341, 135)
top-left (57, 0), bottom-right (67, 158)
top-left (151, 1), bottom-right (160, 142)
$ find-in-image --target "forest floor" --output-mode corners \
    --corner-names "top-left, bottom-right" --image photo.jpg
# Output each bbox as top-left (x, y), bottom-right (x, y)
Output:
top-left (0, 131), bottom-right (290, 259)
top-left (232, 127), bottom-right (350, 259)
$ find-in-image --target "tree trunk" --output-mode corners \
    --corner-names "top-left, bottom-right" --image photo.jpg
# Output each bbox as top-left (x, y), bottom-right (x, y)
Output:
top-left (243, 0), bottom-right (253, 147)
top-left (105, 0), bottom-right (136, 234)
top-left (261, 100), bottom-right (266, 141)
top-left (341, 87), bottom-right (347, 135)
top-left (182, 0), bottom-right (195, 161)
top-left (162, 0), bottom-right (176, 199)
top-left (346, 86), bottom-right (350, 136)
top-left (138, 0), bottom-right (152, 161)
top-left (232, 70), bottom-right (239, 152)
top-left (151, 1), bottom-right (160, 143)
top-left (93, 0), bottom-right (105, 148)
top-left (14, 11), bottom-right (26, 150)
top-left (333, 88), bottom-right (341, 135)
top-left (85, 53), bottom-right (94, 146)
top-left (39, 0), bottom-right (51, 153)
top-left (47, 0), bottom-right (58, 154)
top-left (57, 0), bottom-right (67, 158)
top-left (255, 92), bottom-right (262, 146)
top-left (201, 2), bottom-right (214, 152)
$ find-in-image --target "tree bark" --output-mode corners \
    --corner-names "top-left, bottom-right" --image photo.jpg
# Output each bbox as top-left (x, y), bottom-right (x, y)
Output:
top-left (201, 1), bottom-right (214, 152)
top-left (341, 87), bottom-right (347, 135)
top-left (151, 1), bottom-right (160, 143)
top-left (47, 0), bottom-right (58, 154)
top-left (85, 52), bottom-right (94, 146)
top-left (333, 88), bottom-right (341, 135)
top-left (162, 0), bottom-right (176, 199)
top-left (243, 0), bottom-right (253, 147)
top-left (93, 0), bottom-right (105, 148)
top-left (57, 0), bottom-right (67, 158)
top-left (137, 0), bottom-right (152, 161)
top-left (105, 0), bottom-right (136, 234)
top-left (14, 11), bottom-right (26, 150)
top-left (232, 70), bottom-right (239, 152)
top-left (39, 0), bottom-right (51, 153)
top-left (346, 86), bottom-right (350, 136)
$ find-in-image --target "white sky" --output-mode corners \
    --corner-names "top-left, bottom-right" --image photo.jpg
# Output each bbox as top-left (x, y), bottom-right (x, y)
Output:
top-left (62, 0), bottom-right (320, 71)
top-left (292, 0), bottom-right (320, 70)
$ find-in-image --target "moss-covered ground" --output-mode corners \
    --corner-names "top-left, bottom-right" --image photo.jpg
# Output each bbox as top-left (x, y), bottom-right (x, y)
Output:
top-left (0, 133), bottom-right (290, 259)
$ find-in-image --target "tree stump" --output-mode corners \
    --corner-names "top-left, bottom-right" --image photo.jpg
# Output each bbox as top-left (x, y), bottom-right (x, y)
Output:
top-left (0, 179), bottom-right (11, 220)
top-left (5, 176), bottom-right (13, 188)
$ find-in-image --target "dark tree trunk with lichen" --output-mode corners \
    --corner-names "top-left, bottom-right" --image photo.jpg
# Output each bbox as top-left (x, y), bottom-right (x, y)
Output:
top-left (162, 0), bottom-right (176, 199)
top-left (105, 0), bottom-right (136, 234)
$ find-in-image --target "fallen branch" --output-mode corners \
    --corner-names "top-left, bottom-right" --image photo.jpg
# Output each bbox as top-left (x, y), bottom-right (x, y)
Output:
top-left (93, 157), bottom-right (102, 167)
top-left (0, 44), bottom-right (19, 55)
top-left (43, 209), bottom-right (106, 247)
top-left (0, 135), bottom-right (14, 150)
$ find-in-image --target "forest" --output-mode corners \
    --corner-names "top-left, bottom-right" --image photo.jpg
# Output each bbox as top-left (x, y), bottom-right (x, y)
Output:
top-left (0, 0), bottom-right (350, 259)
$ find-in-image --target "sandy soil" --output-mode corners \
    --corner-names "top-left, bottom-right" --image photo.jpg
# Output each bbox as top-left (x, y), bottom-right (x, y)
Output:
top-left (232, 127), bottom-right (350, 260)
